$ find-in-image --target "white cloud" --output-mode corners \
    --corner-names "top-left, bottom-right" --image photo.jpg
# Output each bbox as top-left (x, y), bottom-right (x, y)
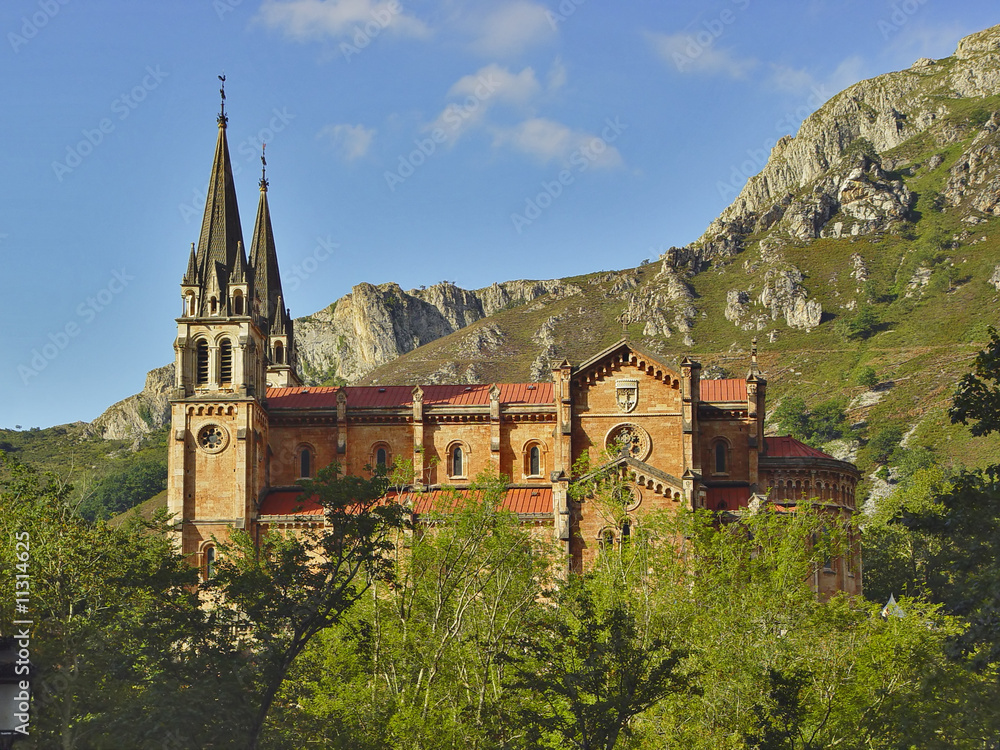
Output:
top-left (469, 1), bottom-right (556, 56)
top-left (493, 118), bottom-right (624, 169)
top-left (256, 0), bottom-right (429, 41)
top-left (546, 57), bottom-right (567, 92)
top-left (646, 31), bottom-right (757, 78)
top-left (427, 64), bottom-right (542, 142)
top-left (318, 123), bottom-right (375, 160)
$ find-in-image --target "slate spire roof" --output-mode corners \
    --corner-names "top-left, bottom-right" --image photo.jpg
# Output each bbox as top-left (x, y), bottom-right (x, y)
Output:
top-left (193, 117), bottom-right (245, 315)
top-left (182, 242), bottom-right (199, 286)
top-left (250, 163), bottom-right (286, 335)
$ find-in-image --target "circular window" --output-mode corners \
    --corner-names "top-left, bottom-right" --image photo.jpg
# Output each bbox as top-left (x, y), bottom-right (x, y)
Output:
top-left (616, 484), bottom-right (641, 512)
top-left (605, 423), bottom-right (651, 461)
top-left (198, 424), bottom-right (229, 454)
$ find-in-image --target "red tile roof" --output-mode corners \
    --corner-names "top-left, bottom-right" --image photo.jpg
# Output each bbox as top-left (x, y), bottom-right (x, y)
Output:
top-left (706, 486), bottom-right (751, 511)
top-left (266, 383), bottom-right (553, 409)
top-left (258, 486), bottom-right (553, 517)
top-left (258, 489), bottom-right (325, 516)
top-left (764, 436), bottom-right (834, 459)
top-left (699, 378), bottom-right (746, 402)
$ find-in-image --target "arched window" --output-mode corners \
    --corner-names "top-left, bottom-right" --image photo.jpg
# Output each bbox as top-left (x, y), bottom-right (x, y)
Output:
top-left (196, 340), bottom-right (209, 385)
top-left (599, 528), bottom-right (615, 549)
top-left (451, 445), bottom-right (464, 477)
top-left (233, 292), bottom-right (244, 316)
top-left (714, 441), bottom-right (728, 475)
top-left (620, 520), bottom-right (632, 545)
top-left (185, 292), bottom-right (196, 316)
top-left (376, 447), bottom-right (388, 470)
top-left (210, 296), bottom-right (218, 315)
top-left (530, 445), bottom-right (540, 475)
top-left (205, 546), bottom-right (216, 579)
top-left (274, 341), bottom-right (284, 365)
top-left (300, 447), bottom-right (312, 479)
top-left (219, 339), bottom-right (233, 384)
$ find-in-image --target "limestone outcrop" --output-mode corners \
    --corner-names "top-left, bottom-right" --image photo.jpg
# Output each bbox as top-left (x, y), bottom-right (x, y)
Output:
top-left (296, 278), bottom-right (581, 385)
top-left (91, 364), bottom-right (174, 446)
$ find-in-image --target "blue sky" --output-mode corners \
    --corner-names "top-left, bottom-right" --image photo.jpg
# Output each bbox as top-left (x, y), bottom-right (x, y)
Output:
top-left (1, 0), bottom-right (997, 429)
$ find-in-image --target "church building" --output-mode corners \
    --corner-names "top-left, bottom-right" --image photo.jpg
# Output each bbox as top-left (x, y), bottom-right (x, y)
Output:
top-left (167, 105), bottom-right (862, 597)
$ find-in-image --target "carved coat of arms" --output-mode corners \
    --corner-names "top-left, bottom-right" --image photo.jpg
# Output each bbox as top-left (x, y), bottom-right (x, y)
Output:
top-left (615, 378), bottom-right (638, 413)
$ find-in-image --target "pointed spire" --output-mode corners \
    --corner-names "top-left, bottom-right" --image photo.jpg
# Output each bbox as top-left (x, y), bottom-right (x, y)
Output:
top-left (230, 240), bottom-right (250, 285)
top-left (250, 157), bottom-right (285, 332)
top-left (195, 83), bottom-right (245, 315)
top-left (271, 294), bottom-right (288, 336)
top-left (183, 242), bottom-right (198, 285)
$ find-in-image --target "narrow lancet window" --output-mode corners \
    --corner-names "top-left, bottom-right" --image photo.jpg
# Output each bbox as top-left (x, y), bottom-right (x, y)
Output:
top-left (220, 339), bottom-right (233, 384)
top-left (715, 442), bottom-right (727, 474)
top-left (196, 340), bottom-right (209, 385)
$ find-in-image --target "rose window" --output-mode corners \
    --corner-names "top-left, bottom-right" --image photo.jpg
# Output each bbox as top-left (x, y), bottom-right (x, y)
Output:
top-left (198, 424), bottom-right (229, 454)
top-left (605, 423), bottom-right (651, 461)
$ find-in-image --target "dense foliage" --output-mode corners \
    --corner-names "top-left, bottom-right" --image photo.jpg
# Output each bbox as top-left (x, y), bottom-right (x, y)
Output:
top-left (3, 331), bottom-right (1000, 747)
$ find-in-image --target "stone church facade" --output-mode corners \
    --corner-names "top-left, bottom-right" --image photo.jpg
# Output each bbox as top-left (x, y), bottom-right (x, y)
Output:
top-left (168, 110), bottom-right (862, 597)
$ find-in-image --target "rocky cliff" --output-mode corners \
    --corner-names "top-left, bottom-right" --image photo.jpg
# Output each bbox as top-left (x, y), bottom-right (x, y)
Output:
top-left (295, 278), bottom-right (581, 385)
top-left (90, 364), bottom-right (174, 446)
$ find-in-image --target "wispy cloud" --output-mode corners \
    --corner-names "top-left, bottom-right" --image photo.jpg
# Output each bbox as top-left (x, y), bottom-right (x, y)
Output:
top-left (493, 118), bottom-right (623, 169)
top-left (318, 123), bottom-right (376, 160)
top-left (256, 0), bottom-right (429, 41)
top-left (645, 31), bottom-right (757, 77)
top-left (426, 64), bottom-right (542, 142)
top-left (468, 1), bottom-right (556, 56)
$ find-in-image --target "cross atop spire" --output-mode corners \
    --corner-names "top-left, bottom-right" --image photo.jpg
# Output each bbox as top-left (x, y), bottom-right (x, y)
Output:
top-left (259, 142), bottom-right (268, 191)
top-left (217, 73), bottom-right (228, 127)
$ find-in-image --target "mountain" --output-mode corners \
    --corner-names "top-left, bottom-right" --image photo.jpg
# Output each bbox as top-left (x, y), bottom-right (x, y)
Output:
top-left (39, 24), bottom-right (1000, 503)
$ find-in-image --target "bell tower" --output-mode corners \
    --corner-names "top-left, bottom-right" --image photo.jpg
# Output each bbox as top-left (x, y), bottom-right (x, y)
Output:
top-left (167, 83), bottom-right (276, 568)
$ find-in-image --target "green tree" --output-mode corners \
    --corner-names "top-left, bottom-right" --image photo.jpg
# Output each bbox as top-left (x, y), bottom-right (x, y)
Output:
top-left (0, 451), bottom-right (203, 749)
top-left (772, 397), bottom-right (849, 447)
top-left (77, 455), bottom-right (167, 520)
top-left (275, 472), bottom-right (550, 749)
top-left (206, 462), bottom-right (406, 749)
top-left (864, 425), bottom-right (904, 465)
top-left (844, 304), bottom-right (881, 340)
top-left (853, 365), bottom-right (878, 389)
top-left (951, 326), bottom-right (1000, 436)
top-left (509, 575), bottom-right (694, 750)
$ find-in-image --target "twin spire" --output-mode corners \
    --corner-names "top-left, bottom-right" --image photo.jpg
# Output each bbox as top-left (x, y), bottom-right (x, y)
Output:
top-left (185, 79), bottom-right (294, 363)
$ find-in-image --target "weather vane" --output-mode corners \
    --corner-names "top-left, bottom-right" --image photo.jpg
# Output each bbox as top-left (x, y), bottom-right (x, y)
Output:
top-left (218, 73), bottom-right (227, 126)
top-left (260, 142), bottom-right (268, 191)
